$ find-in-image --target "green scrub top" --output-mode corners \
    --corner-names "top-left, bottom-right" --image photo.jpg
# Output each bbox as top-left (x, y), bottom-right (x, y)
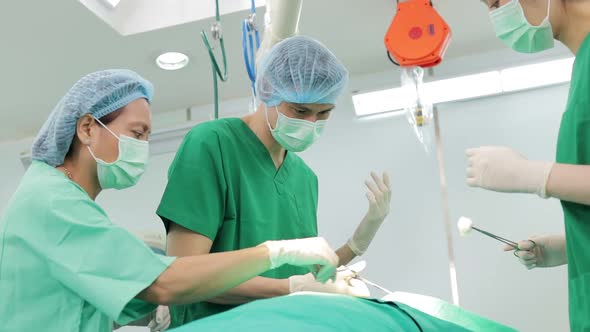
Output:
top-left (157, 118), bottom-right (319, 325)
top-left (169, 294), bottom-right (477, 332)
top-left (0, 161), bottom-right (175, 332)
top-left (556, 33), bottom-right (590, 331)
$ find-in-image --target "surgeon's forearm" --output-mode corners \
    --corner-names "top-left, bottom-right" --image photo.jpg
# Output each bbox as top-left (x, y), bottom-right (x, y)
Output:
top-left (336, 244), bottom-right (356, 266)
top-left (206, 276), bottom-right (289, 305)
top-left (138, 246), bottom-right (271, 305)
top-left (546, 164), bottom-right (590, 206)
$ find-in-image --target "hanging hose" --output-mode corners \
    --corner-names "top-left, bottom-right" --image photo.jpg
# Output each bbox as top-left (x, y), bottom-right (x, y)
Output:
top-left (242, 15), bottom-right (260, 92)
top-left (433, 105), bottom-right (460, 306)
top-left (201, 0), bottom-right (229, 119)
top-left (242, 0), bottom-right (260, 110)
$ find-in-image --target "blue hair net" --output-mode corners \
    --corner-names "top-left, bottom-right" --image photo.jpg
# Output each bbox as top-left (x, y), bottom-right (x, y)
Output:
top-left (256, 36), bottom-right (349, 107)
top-left (32, 69), bottom-right (154, 167)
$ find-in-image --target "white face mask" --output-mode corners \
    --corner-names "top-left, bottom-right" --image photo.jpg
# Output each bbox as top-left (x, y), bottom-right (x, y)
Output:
top-left (87, 117), bottom-right (150, 190)
top-left (265, 105), bottom-right (327, 152)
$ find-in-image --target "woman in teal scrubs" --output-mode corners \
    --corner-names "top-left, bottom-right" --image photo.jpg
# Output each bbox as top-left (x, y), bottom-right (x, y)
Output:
top-left (467, 1), bottom-right (590, 330)
top-left (0, 69), bottom-right (340, 332)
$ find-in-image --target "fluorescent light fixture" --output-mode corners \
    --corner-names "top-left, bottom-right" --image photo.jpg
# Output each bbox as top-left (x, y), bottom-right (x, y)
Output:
top-left (353, 71), bottom-right (502, 117)
top-left (424, 71), bottom-right (502, 104)
top-left (355, 110), bottom-right (407, 122)
top-left (100, 0), bottom-right (121, 9)
top-left (156, 52), bottom-right (189, 71)
top-left (500, 57), bottom-right (574, 92)
top-left (352, 87), bottom-right (410, 117)
top-left (353, 57), bottom-right (574, 117)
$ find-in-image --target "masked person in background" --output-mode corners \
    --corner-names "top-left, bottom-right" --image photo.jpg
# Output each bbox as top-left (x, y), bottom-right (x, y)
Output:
top-left (157, 36), bottom-right (393, 327)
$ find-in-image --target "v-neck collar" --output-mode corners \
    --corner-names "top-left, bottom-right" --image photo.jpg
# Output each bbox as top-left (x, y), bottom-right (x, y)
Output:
top-left (228, 118), bottom-right (292, 180)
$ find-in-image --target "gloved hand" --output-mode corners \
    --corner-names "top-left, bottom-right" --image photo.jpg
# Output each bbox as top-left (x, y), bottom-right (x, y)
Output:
top-left (348, 172), bottom-right (392, 256)
top-left (503, 234), bottom-right (567, 269)
top-left (288, 269), bottom-right (371, 298)
top-left (147, 306), bottom-right (170, 332)
top-left (465, 146), bottom-right (554, 198)
top-left (261, 237), bottom-right (339, 283)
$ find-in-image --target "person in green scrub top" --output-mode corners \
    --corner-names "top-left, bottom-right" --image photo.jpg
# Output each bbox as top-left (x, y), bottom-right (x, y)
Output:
top-left (157, 35), bottom-right (393, 327)
top-left (0, 69), bottom-right (342, 332)
top-left (467, 0), bottom-right (590, 330)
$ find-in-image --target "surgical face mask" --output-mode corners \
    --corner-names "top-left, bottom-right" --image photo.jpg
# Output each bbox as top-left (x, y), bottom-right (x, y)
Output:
top-left (87, 117), bottom-right (149, 190)
top-left (490, 0), bottom-right (554, 53)
top-left (265, 105), bottom-right (327, 152)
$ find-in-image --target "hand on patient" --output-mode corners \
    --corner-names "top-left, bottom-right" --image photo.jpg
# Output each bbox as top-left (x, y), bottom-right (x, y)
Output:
top-left (348, 172), bottom-right (392, 256)
top-left (261, 237), bottom-right (339, 283)
top-left (288, 269), bottom-right (371, 298)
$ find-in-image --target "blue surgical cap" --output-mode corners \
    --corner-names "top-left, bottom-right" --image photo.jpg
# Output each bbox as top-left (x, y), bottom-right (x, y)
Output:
top-left (256, 36), bottom-right (349, 107)
top-left (32, 69), bottom-right (154, 167)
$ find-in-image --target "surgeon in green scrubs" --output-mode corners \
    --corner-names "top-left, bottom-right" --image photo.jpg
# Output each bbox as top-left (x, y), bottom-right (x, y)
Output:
top-left (467, 1), bottom-right (590, 330)
top-left (0, 69), bottom-right (341, 332)
top-left (157, 36), bottom-right (393, 327)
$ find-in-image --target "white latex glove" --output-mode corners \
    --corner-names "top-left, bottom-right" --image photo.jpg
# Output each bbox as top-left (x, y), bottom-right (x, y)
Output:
top-left (261, 237), bottom-right (339, 283)
top-left (288, 269), bottom-right (371, 298)
top-left (465, 146), bottom-right (553, 198)
top-left (503, 234), bottom-right (567, 269)
top-left (348, 172), bottom-right (392, 256)
top-left (147, 306), bottom-right (170, 332)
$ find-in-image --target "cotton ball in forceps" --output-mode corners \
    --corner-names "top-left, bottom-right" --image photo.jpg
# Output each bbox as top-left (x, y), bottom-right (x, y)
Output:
top-left (457, 217), bottom-right (473, 237)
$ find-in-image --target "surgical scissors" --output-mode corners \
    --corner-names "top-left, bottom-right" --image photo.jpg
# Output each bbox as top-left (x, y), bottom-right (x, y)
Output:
top-left (470, 226), bottom-right (537, 257)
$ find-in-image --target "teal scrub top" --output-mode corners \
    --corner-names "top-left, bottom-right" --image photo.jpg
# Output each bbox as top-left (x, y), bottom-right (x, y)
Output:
top-left (556, 32), bottom-right (590, 331)
top-left (157, 118), bottom-right (319, 324)
top-left (0, 161), bottom-right (175, 332)
top-left (169, 294), bottom-right (483, 332)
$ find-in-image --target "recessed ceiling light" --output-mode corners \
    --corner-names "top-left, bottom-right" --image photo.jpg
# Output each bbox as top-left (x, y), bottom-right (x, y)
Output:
top-left (156, 52), bottom-right (189, 71)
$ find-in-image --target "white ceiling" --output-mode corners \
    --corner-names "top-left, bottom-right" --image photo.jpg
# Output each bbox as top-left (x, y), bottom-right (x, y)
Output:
top-left (0, 0), bottom-right (507, 142)
top-left (79, 0), bottom-right (269, 36)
